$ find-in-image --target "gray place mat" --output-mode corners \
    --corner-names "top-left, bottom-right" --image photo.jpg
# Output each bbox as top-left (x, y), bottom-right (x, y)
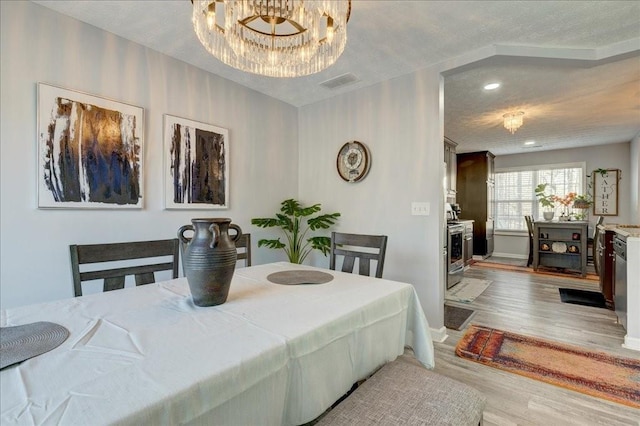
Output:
top-left (1, 321), bottom-right (69, 369)
top-left (267, 270), bottom-right (334, 285)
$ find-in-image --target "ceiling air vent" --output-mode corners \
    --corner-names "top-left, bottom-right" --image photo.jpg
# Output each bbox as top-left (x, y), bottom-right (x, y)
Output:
top-left (320, 73), bottom-right (359, 90)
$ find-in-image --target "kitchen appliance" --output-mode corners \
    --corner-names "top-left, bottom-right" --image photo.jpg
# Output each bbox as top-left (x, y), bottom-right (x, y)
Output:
top-left (445, 203), bottom-right (457, 222)
top-left (613, 234), bottom-right (627, 330)
top-left (446, 203), bottom-right (462, 222)
top-left (446, 223), bottom-right (465, 289)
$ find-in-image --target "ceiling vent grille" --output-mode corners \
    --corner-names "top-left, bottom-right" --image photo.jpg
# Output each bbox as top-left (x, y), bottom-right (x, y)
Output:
top-left (320, 73), bottom-right (359, 90)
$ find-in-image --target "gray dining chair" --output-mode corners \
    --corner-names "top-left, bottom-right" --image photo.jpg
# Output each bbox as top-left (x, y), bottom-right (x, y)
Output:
top-left (70, 239), bottom-right (180, 297)
top-left (524, 215), bottom-right (534, 267)
top-left (588, 216), bottom-right (604, 273)
top-left (236, 233), bottom-right (252, 267)
top-left (330, 232), bottom-right (388, 278)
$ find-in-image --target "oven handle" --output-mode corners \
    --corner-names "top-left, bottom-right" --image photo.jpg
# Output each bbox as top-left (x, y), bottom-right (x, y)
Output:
top-left (449, 263), bottom-right (465, 274)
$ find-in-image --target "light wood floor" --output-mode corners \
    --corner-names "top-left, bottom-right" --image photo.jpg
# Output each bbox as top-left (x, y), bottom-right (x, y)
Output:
top-left (436, 264), bottom-right (640, 425)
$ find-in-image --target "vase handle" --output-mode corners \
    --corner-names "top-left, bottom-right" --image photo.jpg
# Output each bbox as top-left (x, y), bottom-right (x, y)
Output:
top-left (209, 224), bottom-right (220, 248)
top-left (229, 223), bottom-right (243, 243)
top-left (177, 224), bottom-right (194, 245)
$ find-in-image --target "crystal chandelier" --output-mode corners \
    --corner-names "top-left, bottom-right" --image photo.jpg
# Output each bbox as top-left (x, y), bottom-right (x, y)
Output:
top-left (503, 111), bottom-right (525, 134)
top-left (192, 0), bottom-right (351, 78)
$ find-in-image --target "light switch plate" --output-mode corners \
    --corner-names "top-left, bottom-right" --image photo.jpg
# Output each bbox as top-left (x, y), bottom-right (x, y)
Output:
top-left (411, 202), bottom-right (430, 216)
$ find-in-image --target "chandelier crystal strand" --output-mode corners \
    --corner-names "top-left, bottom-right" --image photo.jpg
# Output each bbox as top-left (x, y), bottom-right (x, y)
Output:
top-left (503, 111), bottom-right (525, 134)
top-left (193, 0), bottom-right (349, 78)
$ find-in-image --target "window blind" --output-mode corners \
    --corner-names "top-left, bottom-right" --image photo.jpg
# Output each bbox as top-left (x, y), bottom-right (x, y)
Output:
top-left (495, 164), bottom-right (584, 231)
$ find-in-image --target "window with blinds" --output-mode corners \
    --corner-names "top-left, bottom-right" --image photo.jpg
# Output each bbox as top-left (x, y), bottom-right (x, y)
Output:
top-left (495, 164), bottom-right (584, 231)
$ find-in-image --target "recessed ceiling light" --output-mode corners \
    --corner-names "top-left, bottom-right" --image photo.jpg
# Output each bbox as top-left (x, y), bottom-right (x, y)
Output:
top-left (484, 83), bottom-right (500, 90)
top-left (524, 140), bottom-right (535, 145)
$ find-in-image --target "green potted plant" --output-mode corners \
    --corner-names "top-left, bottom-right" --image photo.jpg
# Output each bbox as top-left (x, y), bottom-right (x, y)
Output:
top-left (535, 183), bottom-right (556, 220)
top-left (251, 199), bottom-right (341, 264)
top-left (572, 194), bottom-right (592, 220)
top-left (572, 194), bottom-right (592, 210)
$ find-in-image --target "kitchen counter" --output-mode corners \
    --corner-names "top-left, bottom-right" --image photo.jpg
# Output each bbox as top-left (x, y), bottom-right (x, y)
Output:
top-left (600, 223), bottom-right (640, 238)
top-left (603, 224), bottom-right (640, 351)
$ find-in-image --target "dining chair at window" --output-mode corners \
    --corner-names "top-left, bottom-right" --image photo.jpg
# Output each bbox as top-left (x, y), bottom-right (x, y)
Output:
top-left (235, 233), bottom-right (251, 267)
top-left (587, 216), bottom-right (604, 274)
top-left (70, 239), bottom-right (180, 297)
top-left (329, 232), bottom-right (388, 278)
top-left (524, 215), bottom-right (534, 267)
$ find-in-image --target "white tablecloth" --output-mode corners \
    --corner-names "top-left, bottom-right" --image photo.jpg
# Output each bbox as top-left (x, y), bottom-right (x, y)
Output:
top-left (1, 262), bottom-right (434, 425)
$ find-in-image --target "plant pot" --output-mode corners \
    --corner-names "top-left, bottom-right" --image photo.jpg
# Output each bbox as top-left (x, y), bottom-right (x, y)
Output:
top-left (573, 201), bottom-right (590, 209)
top-left (543, 211), bottom-right (554, 221)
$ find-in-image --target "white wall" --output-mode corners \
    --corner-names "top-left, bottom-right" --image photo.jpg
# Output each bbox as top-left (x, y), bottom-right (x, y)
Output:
top-left (493, 142), bottom-right (634, 257)
top-left (630, 133), bottom-right (640, 224)
top-left (298, 71), bottom-right (447, 333)
top-left (0, 1), bottom-right (299, 309)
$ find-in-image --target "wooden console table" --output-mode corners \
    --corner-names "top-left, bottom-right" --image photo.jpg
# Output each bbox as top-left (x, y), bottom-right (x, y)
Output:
top-left (533, 221), bottom-right (588, 277)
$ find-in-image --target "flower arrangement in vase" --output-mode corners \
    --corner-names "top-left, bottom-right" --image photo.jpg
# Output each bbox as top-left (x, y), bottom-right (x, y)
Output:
top-left (551, 192), bottom-right (576, 221)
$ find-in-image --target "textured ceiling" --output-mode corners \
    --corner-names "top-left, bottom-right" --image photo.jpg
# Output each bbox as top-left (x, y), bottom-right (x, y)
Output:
top-left (32, 0), bottom-right (640, 155)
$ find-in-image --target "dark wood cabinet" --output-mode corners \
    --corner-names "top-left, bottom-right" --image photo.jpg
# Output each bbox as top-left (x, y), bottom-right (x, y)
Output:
top-left (444, 137), bottom-right (457, 203)
top-left (456, 151), bottom-right (495, 258)
top-left (597, 225), bottom-right (615, 309)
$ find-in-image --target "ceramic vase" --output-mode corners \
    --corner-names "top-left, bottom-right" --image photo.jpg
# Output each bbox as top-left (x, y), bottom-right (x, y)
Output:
top-left (543, 211), bottom-right (554, 221)
top-left (178, 218), bottom-right (242, 307)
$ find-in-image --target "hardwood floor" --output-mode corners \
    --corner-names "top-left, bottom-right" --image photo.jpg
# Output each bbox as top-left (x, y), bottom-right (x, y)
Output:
top-left (435, 264), bottom-right (640, 425)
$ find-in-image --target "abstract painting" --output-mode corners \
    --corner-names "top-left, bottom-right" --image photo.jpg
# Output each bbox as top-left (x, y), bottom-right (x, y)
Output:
top-left (37, 83), bottom-right (144, 209)
top-left (163, 115), bottom-right (229, 209)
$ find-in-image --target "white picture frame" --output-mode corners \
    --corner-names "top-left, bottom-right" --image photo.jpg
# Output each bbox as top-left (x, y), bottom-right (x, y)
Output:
top-left (37, 83), bottom-right (144, 209)
top-left (163, 114), bottom-right (229, 210)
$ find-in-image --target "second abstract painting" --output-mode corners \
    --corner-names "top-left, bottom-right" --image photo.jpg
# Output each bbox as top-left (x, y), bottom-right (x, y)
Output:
top-left (164, 114), bottom-right (229, 209)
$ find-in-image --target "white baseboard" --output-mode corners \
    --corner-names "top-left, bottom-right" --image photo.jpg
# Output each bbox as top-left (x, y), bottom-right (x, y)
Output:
top-left (430, 326), bottom-right (448, 343)
top-left (623, 335), bottom-right (640, 351)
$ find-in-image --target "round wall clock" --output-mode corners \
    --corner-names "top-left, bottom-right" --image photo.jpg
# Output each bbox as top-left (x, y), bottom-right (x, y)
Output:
top-left (336, 141), bottom-right (370, 182)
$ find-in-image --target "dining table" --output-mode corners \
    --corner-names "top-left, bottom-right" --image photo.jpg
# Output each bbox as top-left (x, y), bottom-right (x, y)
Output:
top-left (0, 262), bottom-right (434, 426)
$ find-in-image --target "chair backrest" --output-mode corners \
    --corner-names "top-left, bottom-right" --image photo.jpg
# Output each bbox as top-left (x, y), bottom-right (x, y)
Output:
top-left (70, 239), bottom-right (180, 297)
top-left (330, 232), bottom-right (388, 278)
top-left (235, 233), bottom-right (251, 267)
top-left (593, 216), bottom-right (604, 238)
top-left (524, 215), bottom-right (534, 238)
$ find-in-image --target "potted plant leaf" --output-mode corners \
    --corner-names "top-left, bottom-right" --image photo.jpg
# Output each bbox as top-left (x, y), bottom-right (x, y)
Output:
top-left (251, 199), bottom-right (341, 264)
top-left (572, 194), bottom-right (592, 210)
top-left (535, 183), bottom-right (556, 221)
top-left (572, 194), bottom-right (592, 220)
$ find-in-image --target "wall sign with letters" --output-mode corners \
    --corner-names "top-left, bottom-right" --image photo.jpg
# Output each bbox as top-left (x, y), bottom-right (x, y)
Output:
top-left (592, 169), bottom-right (619, 216)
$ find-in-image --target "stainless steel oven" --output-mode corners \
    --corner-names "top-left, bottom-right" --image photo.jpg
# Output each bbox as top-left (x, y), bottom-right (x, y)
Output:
top-left (447, 223), bottom-right (465, 289)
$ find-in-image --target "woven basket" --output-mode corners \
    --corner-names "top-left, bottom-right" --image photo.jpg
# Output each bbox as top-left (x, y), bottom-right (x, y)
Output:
top-left (573, 200), bottom-right (590, 209)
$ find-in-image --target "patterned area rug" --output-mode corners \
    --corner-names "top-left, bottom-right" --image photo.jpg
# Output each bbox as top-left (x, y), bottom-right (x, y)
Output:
top-left (445, 278), bottom-right (492, 303)
top-left (456, 325), bottom-right (640, 408)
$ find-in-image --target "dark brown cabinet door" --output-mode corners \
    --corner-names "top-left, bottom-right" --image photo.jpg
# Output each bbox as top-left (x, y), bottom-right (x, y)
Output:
top-left (456, 151), bottom-right (495, 257)
top-left (598, 227), bottom-right (615, 309)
